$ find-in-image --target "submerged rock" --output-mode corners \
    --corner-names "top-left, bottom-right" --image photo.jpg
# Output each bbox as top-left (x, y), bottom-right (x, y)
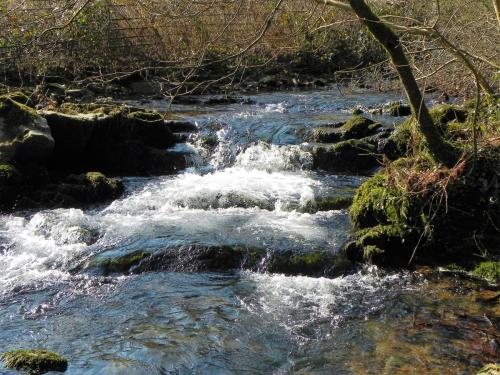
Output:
top-left (312, 139), bottom-right (379, 174)
top-left (298, 196), bottom-right (353, 213)
top-left (82, 245), bottom-right (353, 278)
top-left (1, 349), bottom-right (68, 374)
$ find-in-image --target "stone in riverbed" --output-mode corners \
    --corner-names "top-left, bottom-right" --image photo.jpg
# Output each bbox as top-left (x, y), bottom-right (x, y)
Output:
top-left (1, 349), bottom-right (68, 374)
top-left (298, 196), bottom-right (353, 213)
top-left (386, 102), bottom-right (411, 117)
top-left (312, 139), bottom-right (379, 174)
top-left (311, 116), bottom-right (382, 143)
top-left (0, 92), bottom-right (54, 164)
top-left (41, 107), bottom-right (186, 175)
top-left (81, 245), bottom-right (354, 278)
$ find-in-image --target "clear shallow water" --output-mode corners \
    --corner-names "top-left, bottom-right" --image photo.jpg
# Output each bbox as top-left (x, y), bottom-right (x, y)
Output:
top-left (0, 88), bottom-right (497, 374)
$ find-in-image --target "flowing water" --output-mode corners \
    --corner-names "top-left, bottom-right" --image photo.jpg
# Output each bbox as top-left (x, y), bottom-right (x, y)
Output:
top-left (0, 89), bottom-right (498, 374)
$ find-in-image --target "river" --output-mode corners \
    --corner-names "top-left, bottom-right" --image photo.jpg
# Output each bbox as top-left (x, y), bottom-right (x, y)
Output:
top-left (0, 88), bottom-right (497, 374)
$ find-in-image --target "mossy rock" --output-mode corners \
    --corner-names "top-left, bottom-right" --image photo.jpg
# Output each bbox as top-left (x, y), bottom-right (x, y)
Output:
top-left (312, 139), bottom-right (378, 174)
top-left (0, 93), bottom-right (54, 164)
top-left (472, 262), bottom-right (500, 284)
top-left (311, 116), bottom-right (381, 143)
top-left (311, 123), bottom-right (343, 143)
top-left (299, 196), bottom-right (353, 213)
top-left (477, 364), bottom-right (500, 375)
top-left (430, 104), bottom-right (468, 126)
top-left (268, 251), bottom-right (352, 277)
top-left (349, 173), bottom-right (410, 229)
top-left (387, 102), bottom-right (411, 117)
top-left (344, 224), bottom-right (419, 266)
top-left (1, 349), bottom-right (68, 374)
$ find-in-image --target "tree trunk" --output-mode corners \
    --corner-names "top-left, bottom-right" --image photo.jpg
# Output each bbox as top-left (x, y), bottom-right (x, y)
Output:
top-left (347, 0), bottom-right (459, 167)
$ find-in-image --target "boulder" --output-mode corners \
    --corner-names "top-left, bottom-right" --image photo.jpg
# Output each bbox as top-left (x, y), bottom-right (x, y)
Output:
top-left (0, 93), bottom-right (54, 164)
top-left (1, 349), bottom-right (68, 374)
top-left (81, 244), bottom-right (353, 278)
top-left (41, 108), bottom-right (183, 175)
top-left (387, 102), bottom-right (411, 117)
top-left (312, 139), bottom-right (379, 174)
top-left (298, 196), bottom-right (353, 213)
top-left (311, 116), bottom-right (382, 143)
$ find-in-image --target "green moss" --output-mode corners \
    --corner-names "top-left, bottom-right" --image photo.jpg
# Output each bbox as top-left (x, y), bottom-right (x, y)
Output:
top-left (1, 349), bottom-right (68, 374)
top-left (101, 251), bottom-right (151, 274)
top-left (349, 173), bottom-right (409, 229)
top-left (127, 110), bottom-right (163, 122)
top-left (269, 250), bottom-right (350, 277)
top-left (299, 196), bottom-right (353, 213)
top-left (430, 104), bottom-right (468, 126)
top-left (387, 102), bottom-right (411, 117)
top-left (472, 262), bottom-right (500, 284)
top-left (340, 116), bottom-right (381, 139)
top-left (477, 364), bottom-right (500, 374)
top-left (85, 172), bottom-right (120, 191)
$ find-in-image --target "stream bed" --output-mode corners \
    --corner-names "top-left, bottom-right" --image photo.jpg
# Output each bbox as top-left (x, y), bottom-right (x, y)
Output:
top-left (0, 88), bottom-right (498, 374)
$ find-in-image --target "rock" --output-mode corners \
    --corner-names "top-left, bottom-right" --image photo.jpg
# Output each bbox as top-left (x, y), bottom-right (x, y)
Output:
top-left (1, 169), bottom-right (124, 211)
top-left (81, 245), bottom-right (353, 278)
top-left (65, 88), bottom-right (95, 102)
top-left (128, 80), bottom-right (161, 96)
top-left (352, 107), bottom-right (364, 115)
top-left (1, 349), bottom-right (68, 374)
top-left (199, 135), bottom-right (219, 148)
top-left (259, 75), bottom-right (279, 88)
top-left (268, 250), bottom-right (352, 277)
top-left (165, 120), bottom-right (198, 133)
top-left (312, 139), bottom-right (379, 174)
top-left (380, 119), bottom-right (413, 160)
top-left (311, 116), bottom-right (382, 143)
top-left (343, 224), bottom-right (419, 266)
top-left (0, 93), bottom-right (54, 164)
top-left (41, 107), bottom-right (185, 175)
top-left (298, 196), bottom-right (353, 213)
top-left (387, 102), bottom-right (411, 117)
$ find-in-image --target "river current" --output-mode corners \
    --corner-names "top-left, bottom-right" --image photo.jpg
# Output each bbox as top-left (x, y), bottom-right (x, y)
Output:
top-left (0, 89), bottom-right (497, 374)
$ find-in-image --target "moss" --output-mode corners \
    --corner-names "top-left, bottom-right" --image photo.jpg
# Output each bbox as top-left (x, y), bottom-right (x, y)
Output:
top-left (477, 364), bottom-right (500, 375)
top-left (387, 102), bottom-right (411, 117)
top-left (313, 139), bottom-right (378, 174)
top-left (269, 251), bottom-right (351, 277)
top-left (349, 173), bottom-right (409, 229)
top-left (341, 116), bottom-right (381, 139)
top-left (430, 104), bottom-right (468, 125)
top-left (85, 172), bottom-right (120, 191)
top-left (472, 262), bottom-right (500, 284)
top-left (100, 251), bottom-right (151, 274)
top-left (299, 196), bottom-right (353, 213)
top-left (311, 124), bottom-right (343, 143)
top-left (1, 349), bottom-right (68, 374)
top-left (127, 110), bottom-right (163, 122)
